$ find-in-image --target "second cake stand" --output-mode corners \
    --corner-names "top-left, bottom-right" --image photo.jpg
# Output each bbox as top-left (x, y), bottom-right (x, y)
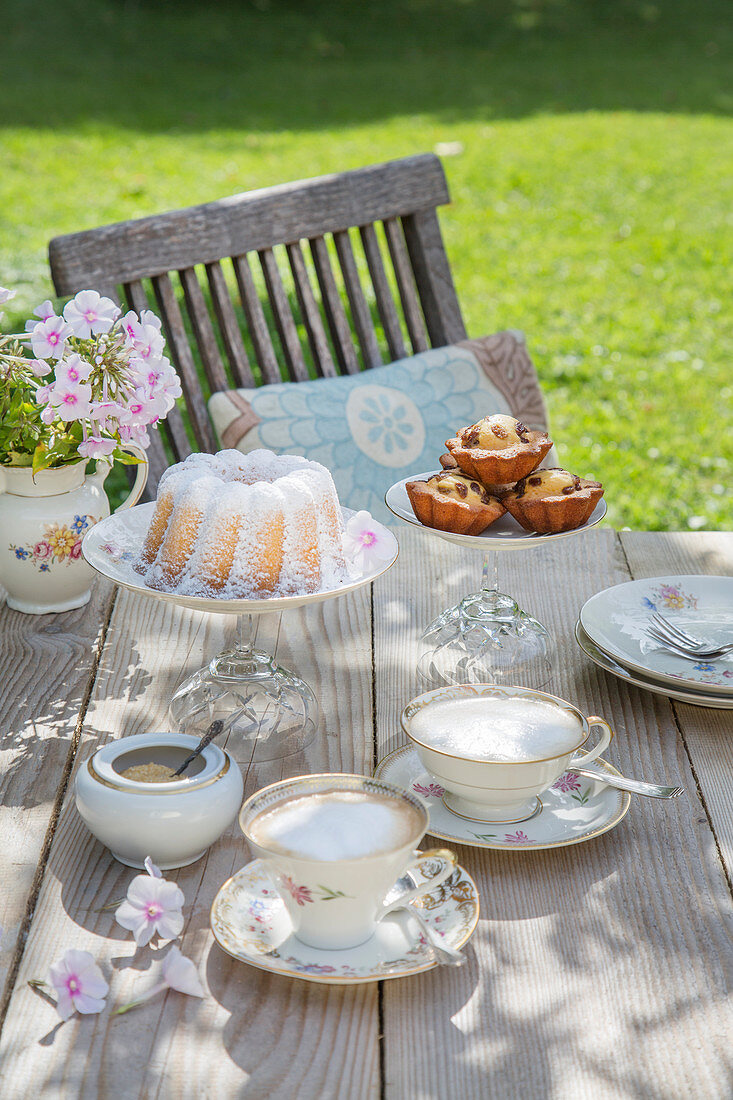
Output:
top-left (385, 472), bottom-right (607, 691)
top-left (83, 503), bottom-right (398, 763)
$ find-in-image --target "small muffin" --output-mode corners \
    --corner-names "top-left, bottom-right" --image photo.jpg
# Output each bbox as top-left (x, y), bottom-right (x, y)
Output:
top-left (445, 414), bottom-right (552, 484)
top-left (406, 472), bottom-right (506, 536)
top-left (439, 452), bottom-right (459, 470)
top-left (503, 468), bottom-right (604, 533)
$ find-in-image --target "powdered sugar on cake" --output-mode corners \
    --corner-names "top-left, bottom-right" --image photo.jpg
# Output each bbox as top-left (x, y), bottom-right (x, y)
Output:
top-left (134, 449), bottom-right (351, 598)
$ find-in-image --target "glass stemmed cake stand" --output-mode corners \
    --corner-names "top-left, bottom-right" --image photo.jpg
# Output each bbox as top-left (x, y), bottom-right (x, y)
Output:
top-left (385, 473), bottom-right (607, 691)
top-left (83, 503), bottom-right (398, 764)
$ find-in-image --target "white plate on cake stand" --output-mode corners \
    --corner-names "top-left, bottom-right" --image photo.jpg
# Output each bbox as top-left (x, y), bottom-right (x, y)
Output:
top-left (210, 858), bottom-right (479, 984)
top-left (385, 471), bottom-right (607, 549)
top-left (82, 502), bottom-right (399, 614)
top-left (375, 746), bottom-right (631, 851)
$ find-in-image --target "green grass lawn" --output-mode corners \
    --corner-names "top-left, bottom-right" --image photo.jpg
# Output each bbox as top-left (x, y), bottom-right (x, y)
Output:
top-left (1, 0), bottom-right (731, 529)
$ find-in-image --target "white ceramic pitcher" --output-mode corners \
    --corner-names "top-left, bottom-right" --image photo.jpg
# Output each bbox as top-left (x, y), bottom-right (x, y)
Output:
top-left (0, 449), bottom-right (148, 614)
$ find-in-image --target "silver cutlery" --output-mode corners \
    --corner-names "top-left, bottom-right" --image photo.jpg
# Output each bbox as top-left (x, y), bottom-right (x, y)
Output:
top-left (647, 612), bottom-right (733, 660)
top-left (569, 766), bottom-right (684, 800)
top-left (382, 876), bottom-right (465, 967)
top-left (645, 626), bottom-right (733, 662)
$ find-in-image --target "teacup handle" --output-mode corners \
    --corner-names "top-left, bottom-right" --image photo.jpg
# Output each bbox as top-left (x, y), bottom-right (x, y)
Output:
top-left (569, 716), bottom-right (614, 768)
top-left (379, 848), bottom-right (457, 918)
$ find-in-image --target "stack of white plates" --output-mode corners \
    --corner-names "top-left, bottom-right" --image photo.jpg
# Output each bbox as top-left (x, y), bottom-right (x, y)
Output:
top-left (576, 575), bottom-right (733, 709)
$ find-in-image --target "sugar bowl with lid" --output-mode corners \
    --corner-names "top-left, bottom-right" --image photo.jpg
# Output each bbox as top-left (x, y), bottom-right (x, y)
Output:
top-left (75, 733), bottom-right (244, 869)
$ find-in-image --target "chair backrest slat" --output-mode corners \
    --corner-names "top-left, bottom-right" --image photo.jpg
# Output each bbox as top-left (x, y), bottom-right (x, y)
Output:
top-left (286, 241), bottom-right (337, 378)
top-left (309, 236), bottom-right (361, 375)
top-left (205, 260), bottom-right (255, 389)
top-left (359, 223), bottom-right (407, 362)
top-left (231, 254), bottom-right (282, 384)
top-left (152, 273), bottom-right (217, 453)
top-left (49, 154), bottom-right (467, 496)
top-left (178, 266), bottom-right (230, 393)
top-left (382, 217), bottom-right (429, 353)
top-left (402, 208), bottom-right (467, 346)
top-left (333, 230), bottom-right (382, 369)
top-left (258, 248), bottom-right (309, 382)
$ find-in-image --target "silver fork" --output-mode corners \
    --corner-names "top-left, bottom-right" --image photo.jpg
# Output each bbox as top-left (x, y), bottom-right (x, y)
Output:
top-left (645, 625), bottom-right (733, 662)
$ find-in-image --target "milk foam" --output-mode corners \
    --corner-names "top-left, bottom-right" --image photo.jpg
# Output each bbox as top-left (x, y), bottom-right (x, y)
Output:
top-left (410, 696), bottom-right (582, 762)
top-left (249, 790), bottom-right (421, 860)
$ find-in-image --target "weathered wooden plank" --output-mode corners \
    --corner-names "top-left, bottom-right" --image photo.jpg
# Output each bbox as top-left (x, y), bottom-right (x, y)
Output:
top-left (402, 208), bottom-right (467, 346)
top-left (374, 529), bottom-right (733, 1099)
top-left (205, 261), bottom-right (254, 389)
top-left (258, 248), bottom-right (309, 382)
top-left (178, 266), bottom-right (230, 393)
top-left (0, 583), bottom-right (379, 1099)
top-left (359, 223), bottom-right (407, 362)
top-left (383, 218), bottom-right (429, 354)
top-left (231, 253), bottom-right (282, 384)
top-left (333, 230), bottom-right (382, 369)
top-left (620, 530), bottom-right (733, 876)
top-left (0, 581), bottom-right (114, 1016)
top-left (49, 155), bottom-right (450, 292)
top-left (152, 274), bottom-right (217, 453)
top-left (310, 236), bottom-right (360, 375)
top-left (286, 241), bottom-right (337, 378)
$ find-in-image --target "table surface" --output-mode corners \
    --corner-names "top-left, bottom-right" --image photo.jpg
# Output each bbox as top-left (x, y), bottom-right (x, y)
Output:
top-left (0, 527), bottom-right (731, 1100)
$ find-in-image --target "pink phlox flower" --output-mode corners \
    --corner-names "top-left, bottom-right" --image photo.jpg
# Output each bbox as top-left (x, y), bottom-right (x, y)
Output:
top-left (89, 399), bottom-right (126, 431)
top-left (115, 863), bottom-right (185, 946)
top-left (128, 323), bottom-right (165, 362)
top-left (78, 436), bottom-right (117, 460)
top-left (55, 352), bottom-right (93, 385)
top-left (144, 856), bottom-right (163, 878)
top-left (63, 290), bottom-right (120, 338)
top-left (343, 511), bottom-right (394, 572)
top-left (30, 315), bottom-right (72, 361)
top-left (0, 286), bottom-right (16, 306)
top-left (28, 358), bottom-right (52, 378)
top-left (48, 379), bottom-right (94, 421)
top-left (113, 945), bottom-right (204, 1015)
top-left (48, 949), bottom-right (109, 1021)
top-left (25, 299), bottom-right (56, 329)
top-left (40, 404), bottom-right (57, 425)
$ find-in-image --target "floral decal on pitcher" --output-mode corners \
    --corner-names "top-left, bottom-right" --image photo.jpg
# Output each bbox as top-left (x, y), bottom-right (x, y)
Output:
top-left (9, 514), bottom-right (98, 571)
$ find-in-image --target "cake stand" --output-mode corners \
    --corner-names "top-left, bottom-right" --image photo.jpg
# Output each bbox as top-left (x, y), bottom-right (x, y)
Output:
top-left (83, 503), bottom-right (398, 763)
top-left (385, 472), bottom-right (606, 691)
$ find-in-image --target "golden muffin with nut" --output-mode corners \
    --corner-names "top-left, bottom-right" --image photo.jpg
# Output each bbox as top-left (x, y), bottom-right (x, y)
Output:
top-left (503, 468), bottom-right (604, 534)
top-left (445, 414), bottom-right (552, 485)
top-left (406, 472), bottom-right (506, 536)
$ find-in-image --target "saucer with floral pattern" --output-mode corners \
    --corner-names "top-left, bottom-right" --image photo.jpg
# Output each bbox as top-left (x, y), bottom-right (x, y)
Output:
top-left (375, 746), bottom-right (631, 851)
top-left (210, 858), bottom-right (479, 984)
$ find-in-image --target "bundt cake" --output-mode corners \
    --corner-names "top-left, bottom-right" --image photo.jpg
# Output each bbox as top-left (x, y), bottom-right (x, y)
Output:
top-left (134, 449), bottom-right (347, 598)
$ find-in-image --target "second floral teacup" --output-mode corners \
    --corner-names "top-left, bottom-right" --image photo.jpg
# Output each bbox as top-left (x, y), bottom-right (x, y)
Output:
top-left (401, 684), bottom-right (614, 824)
top-left (240, 773), bottom-right (456, 950)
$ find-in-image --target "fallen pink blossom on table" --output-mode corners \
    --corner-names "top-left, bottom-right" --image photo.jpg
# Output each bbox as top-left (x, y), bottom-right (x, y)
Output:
top-left (343, 510), bottom-right (394, 573)
top-left (114, 946), bottom-right (204, 1015)
top-left (115, 860), bottom-right (184, 946)
top-left (48, 949), bottom-right (109, 1021)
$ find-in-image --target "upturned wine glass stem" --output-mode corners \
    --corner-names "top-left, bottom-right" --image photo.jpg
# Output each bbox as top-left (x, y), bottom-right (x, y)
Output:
top-left (236, 613), bottom-right (257, 659)
top-left (481, 551), bottom-right (500, 598)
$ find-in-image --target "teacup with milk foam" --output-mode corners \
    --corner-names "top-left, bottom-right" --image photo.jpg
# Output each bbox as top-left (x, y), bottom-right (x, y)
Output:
top-left (402, 684), bottom-right (614, 823)
top-left (240, 773), bottom-right (456, 950)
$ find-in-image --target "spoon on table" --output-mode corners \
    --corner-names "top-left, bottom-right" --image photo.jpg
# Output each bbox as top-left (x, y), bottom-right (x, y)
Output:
top-left (569, 767), bottom-right (684, 800)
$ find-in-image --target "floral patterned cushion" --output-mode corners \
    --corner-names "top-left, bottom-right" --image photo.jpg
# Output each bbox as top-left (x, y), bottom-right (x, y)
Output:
top-left (208, 332), bottom-right (551, 523)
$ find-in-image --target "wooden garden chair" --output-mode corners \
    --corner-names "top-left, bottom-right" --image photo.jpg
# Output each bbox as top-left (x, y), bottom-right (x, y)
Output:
top-left (48, 153), bottom-right (467, 497)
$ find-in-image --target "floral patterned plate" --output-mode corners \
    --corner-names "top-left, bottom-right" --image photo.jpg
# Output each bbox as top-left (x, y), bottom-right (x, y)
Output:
top-left (375, 747), bottom-right (631, 851)
top-left (575, 621), bottom-right (733, 709)
top-left (385, 470), bottom-right (607, 549)
top-left (210, 859), bottom-right (479, 984)
top-left (580, 576), bottom-right (733, 695)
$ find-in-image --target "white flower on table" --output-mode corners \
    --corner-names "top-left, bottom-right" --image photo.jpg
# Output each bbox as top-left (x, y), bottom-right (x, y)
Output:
top-left (114, 945), bottom-right (205, 1015)
top-left (115, 858), bottom-right (184, 946)
top-left (48, 949), bottom-right (109, 1020)
top-left (343, 510), bottom-right (394, 573)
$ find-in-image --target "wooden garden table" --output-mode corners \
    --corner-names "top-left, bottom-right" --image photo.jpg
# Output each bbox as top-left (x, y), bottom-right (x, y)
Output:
top-left (0, 527), bottom-right (731, 1099)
